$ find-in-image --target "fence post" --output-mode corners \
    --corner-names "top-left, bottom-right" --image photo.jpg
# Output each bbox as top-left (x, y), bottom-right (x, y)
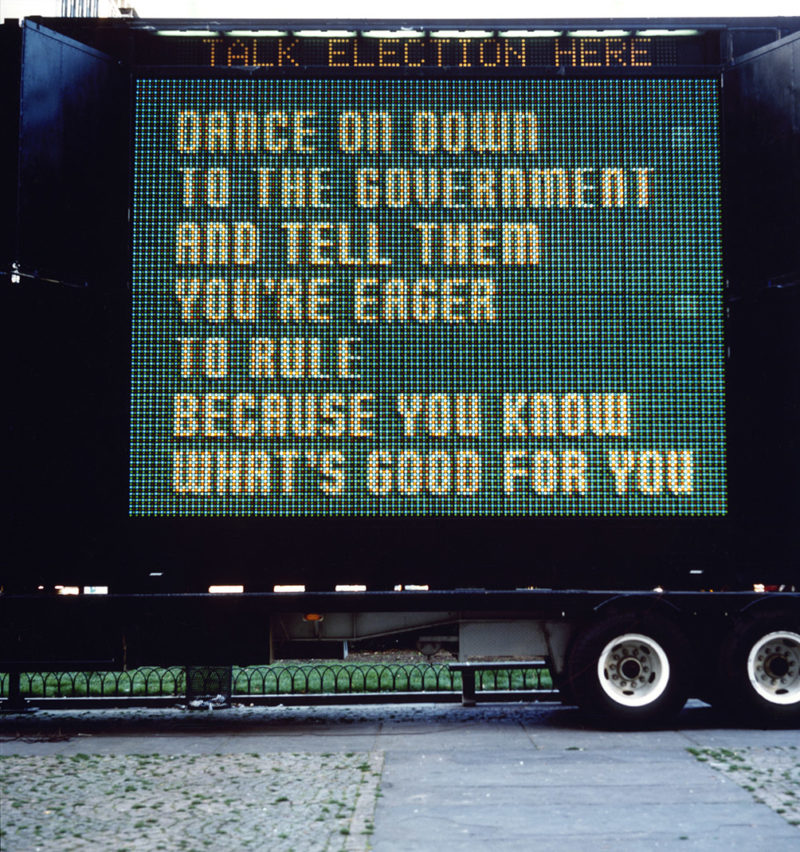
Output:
top-left (2, 671), bottom-right (30, 713)
top-left (460, 668), bottom-right (477, 707)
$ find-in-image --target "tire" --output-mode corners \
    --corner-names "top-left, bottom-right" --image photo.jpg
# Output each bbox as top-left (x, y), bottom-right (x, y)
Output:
top-left (567, 612), bottom-right (691, 727)
top-left (720, 612), bottom-right (800, 726)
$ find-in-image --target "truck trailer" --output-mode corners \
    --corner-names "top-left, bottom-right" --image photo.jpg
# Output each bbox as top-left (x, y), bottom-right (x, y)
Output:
top-left (1, 16), bottom-right (798, 726)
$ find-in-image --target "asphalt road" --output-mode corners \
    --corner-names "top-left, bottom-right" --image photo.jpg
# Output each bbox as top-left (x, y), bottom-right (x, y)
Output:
top-left (2, 700), bottom-right (799, 851)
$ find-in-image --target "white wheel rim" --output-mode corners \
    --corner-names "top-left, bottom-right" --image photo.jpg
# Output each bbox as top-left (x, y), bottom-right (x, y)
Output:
top-left (746, 631), bottom-right (800, 706)
top-left (597, 633), bottom-right (670, 708)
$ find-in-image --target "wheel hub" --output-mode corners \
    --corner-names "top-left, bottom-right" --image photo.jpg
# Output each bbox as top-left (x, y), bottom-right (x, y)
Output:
top-left (598, 633), bottom-right (669, 707)
top-left (620, 657), bottom-right (643, 680)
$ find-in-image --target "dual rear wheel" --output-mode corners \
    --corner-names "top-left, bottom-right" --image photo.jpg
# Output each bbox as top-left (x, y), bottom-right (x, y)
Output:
top-left (719, 614), bottom-right (800, 725)
top-left (566, 609), bottom-right (800, 727)
top-left (566, 613), bottom-right (690, 727)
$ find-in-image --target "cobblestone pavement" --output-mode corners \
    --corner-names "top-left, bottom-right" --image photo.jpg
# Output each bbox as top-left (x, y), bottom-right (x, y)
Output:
top-left (0, 750), bottom-right (383, 851)
top-left (687, 745), bottom-right (800, 827)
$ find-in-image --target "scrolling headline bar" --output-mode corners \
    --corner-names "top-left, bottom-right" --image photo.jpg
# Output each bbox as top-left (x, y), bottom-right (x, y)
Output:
top-left (140, 32), bottom-right (709, 70)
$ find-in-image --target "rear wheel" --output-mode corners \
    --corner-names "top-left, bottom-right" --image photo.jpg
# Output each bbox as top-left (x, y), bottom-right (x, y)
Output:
top-left (567, 613), bottom-right (690, 727)
top-left (721, 613), bottom-right (800, 725)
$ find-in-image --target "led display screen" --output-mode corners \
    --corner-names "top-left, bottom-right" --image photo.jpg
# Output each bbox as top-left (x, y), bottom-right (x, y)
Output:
top-left (127, 33), bottom-right (703, 69)
top-left (131, 77), bottom-right (725, 516)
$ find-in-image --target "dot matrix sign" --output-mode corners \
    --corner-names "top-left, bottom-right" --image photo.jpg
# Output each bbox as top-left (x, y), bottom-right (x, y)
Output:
top-left (130, 77), bottom-right (725, 517)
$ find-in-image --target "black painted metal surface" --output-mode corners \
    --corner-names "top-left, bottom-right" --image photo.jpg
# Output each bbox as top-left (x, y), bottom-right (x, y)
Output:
top-left (2, 18), bottom-right (798, 607)
top-left (723, 32), bottom-right (800, 583)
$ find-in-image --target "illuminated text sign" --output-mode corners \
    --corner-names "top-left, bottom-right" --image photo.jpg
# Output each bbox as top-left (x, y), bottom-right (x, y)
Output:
top-left (131, 78), bottom-right (725, 516)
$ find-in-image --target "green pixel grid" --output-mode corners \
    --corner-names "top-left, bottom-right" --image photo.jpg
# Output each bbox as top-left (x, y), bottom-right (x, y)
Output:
top-left (130, 77), bottom-right (725, 516)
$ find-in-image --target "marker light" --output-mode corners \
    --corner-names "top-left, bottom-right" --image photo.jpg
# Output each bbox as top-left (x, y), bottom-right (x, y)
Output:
top-left (209, 585), bottom-right (244, 594)
top-left (636, 29), bottom-right (700, 37)
top-left (499, 30), bottom-right (562, 38)
top-left (224, 30), bottom-right (288, 37)
top-left (362, 30), bottom-right (422, 39)
top-left (430, 30), bottom-right (494, 39)
top-left (157, 30), bottom-right (217, 37)
top-left (567, 30), bottom-right (631, 38)
top-left (293, 30), bottom-right (356, 38)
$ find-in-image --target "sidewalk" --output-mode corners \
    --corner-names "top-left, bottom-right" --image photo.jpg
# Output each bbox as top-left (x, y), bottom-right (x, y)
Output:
top-left (2, 701), bottom-right (799, 851)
